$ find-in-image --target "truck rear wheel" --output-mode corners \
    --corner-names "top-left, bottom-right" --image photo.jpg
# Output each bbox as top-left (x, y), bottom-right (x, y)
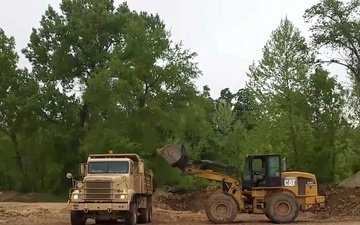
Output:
top-left (205, 193), bottom-right (238, 224)
top-left (138, 196), bottom-right (152, 223)
top-left (266, 193), bottom-right (299, 223)
top-left (148, 197), bottom-right (153, 223)
top-left (70, 211), bottom-right (86, 225)
top-left (124, 203), bottom-right (137, 225)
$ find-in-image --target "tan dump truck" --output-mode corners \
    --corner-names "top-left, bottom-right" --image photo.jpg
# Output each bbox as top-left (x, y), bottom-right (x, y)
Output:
top-left (66, 151), bottom-right (154, 225)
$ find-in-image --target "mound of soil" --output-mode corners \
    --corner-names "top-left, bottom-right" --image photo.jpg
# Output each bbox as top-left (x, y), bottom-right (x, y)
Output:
top-left (313, 171), bottom-right (360, 216)
top-left (155, 185), bottom-right (360, 217)
top-left (314, 186), bottom-right (360, 217)
top-left (338, 171), bottom-right (360, 188)
top-left (154, 187), bottom-right (220, 212)
top-left (154, 191), bottom-right (208, 211)
top-left (0, 191), bottom-right (20, 202)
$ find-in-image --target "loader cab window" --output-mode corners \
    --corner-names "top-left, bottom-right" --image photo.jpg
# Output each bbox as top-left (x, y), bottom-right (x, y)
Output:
top-left (252, 158), bottom-right (264, 173)
top-left (242, 156), bottom-right (266, 190)
top-left (242, 160), bottom-right (251, 181)
top-left (242, 155), bottom-right (282, 190)
top-left (267, 156), bottom-right (280, 177)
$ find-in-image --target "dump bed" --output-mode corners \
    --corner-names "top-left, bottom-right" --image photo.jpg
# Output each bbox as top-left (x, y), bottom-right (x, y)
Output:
top-left (141, 168), bottom-right (153, 194)
top-left (134, 161), bottom-right (154, 195)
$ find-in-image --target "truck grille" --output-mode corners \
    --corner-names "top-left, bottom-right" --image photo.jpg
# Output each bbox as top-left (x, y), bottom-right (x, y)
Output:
top-left (84, 180), bottom-right (112, 200)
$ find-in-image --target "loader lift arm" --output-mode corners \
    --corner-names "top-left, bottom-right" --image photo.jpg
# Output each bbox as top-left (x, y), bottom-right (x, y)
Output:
top-left (156, 143), bottom-right (240, 186)
top-left (183, 167), bottom-right (240, 186)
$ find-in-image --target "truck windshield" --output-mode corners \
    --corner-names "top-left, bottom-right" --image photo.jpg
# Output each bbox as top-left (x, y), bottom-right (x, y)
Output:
top-left (88, 161), bottom-right (129, 174)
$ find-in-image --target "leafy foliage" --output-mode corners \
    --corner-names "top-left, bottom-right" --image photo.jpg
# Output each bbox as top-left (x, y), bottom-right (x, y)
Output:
top-left (0, 0), bottom-right (360, 193)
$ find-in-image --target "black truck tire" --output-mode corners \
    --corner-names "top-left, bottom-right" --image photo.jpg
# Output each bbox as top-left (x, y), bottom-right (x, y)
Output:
top-left (148, 197), bottom-right (153, 223)
top-left (70, 211), bottom-right (86, 225)
top-left (138, 196), bottom-right (153, 223)
top-left (124, 203), bottom-right (137, 225)
top-left (205, 193), bottom-right (238, 224)
top-left (266, 193), bottom-right (299, 224)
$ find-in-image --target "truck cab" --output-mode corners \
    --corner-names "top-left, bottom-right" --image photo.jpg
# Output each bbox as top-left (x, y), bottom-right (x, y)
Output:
top-left (67, 151), bottom-right (154, 225)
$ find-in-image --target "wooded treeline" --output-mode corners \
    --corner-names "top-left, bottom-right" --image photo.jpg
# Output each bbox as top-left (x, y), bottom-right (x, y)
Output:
top-left (1, 0), bottom-right (360, 193)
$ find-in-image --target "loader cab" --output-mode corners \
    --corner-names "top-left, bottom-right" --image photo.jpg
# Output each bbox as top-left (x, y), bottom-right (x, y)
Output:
top-left (242, 154), bottom-right (282, 190)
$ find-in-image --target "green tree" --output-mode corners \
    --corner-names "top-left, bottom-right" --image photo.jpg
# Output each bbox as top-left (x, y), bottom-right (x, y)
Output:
top-left (246, 17), bottom-right (315, 169)
top-left (22, 0), bottom-right (201, 188)
top-left (306, 67), bottom-right (349, 181)
top-left (304, 0), bottom-right (360, 117)
top-left (304, 0), bottom-right (360, 82)
top-left (0, 28), bottom-right (41, 190)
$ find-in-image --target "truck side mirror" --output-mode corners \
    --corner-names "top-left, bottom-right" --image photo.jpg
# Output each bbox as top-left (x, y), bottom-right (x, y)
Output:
top-left (66, 173), bottom-right (73, 179)
top-left (139, 163), bottom-right (144, 174)
top-left (80, 163), bottom-right (87, 176)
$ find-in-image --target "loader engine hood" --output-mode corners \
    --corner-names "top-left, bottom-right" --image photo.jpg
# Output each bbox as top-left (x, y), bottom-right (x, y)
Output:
top-left (282, 171), bottom-right (317, 180)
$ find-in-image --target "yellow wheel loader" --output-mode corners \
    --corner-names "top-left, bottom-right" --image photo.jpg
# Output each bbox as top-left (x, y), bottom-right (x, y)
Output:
top-left (156, 143), bottom-right (325, 224)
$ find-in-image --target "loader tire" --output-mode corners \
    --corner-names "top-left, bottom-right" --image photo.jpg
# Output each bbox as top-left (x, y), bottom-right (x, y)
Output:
top-left (70, 211), bottom-right (86, 225)
top-left (205, 193), bottom-right (238, 224)
top-left (266, 193), bottom-right (299, 224)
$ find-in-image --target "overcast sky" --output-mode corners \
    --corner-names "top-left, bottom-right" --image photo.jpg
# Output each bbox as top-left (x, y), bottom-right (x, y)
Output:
top-left (0, 0), bottom-right (349, 98)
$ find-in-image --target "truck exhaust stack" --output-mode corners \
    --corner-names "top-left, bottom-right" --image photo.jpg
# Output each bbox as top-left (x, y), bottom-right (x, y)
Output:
top-left (156, 142), bottom-right (190, 171)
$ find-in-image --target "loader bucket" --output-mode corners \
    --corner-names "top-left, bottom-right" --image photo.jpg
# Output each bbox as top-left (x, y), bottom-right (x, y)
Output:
top-left (156, 142), bottom-right (190, 171)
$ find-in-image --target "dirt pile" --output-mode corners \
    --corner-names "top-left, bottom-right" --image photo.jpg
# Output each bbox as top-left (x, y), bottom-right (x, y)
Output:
top-left (154, 186), bottom-right (220, 212)
top-left (155, 185), bottom-right (360, 217)
top-left (338, 171), bottom-right (360, 188)
top-left (314, 171), bottom-right (360, 216)
top-left (154, 191), bottom-right (207, 211)
top-left (0, 192), bottom-right (20, 202)
top-left (313, 186), bottom-right (360, 217)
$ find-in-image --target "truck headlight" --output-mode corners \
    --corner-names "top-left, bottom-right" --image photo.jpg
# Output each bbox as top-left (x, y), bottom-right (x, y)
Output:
top-left (115, 194), bottom-right (128, 199)
top-left (71, 190), bottom-right (81, 200)
top-left (120, 194), bottom-right (127, 199)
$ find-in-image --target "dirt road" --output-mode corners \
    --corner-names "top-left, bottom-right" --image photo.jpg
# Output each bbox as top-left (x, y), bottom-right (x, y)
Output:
top-left (0, 202), bottom-right (359, 225)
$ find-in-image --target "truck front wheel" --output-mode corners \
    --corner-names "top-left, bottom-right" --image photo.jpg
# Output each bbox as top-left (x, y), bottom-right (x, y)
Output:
top-left (70, 211), bottom-right (86, 225)
top-left (124, 203), bottom-right (137, 225)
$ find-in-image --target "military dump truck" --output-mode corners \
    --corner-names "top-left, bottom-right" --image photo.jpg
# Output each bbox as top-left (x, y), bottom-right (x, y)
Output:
top-left (66, 151), bottom-right (154, 225)
top-left (157, 143), bottom-right (325, 224)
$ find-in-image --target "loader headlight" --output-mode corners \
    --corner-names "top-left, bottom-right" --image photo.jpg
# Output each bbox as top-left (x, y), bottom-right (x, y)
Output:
top-left (73, 194), bottom-right (79, 200)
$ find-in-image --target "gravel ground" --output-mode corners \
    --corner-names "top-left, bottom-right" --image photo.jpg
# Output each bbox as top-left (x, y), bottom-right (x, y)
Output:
top-left (0, 202), bottom-right (360, 225)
